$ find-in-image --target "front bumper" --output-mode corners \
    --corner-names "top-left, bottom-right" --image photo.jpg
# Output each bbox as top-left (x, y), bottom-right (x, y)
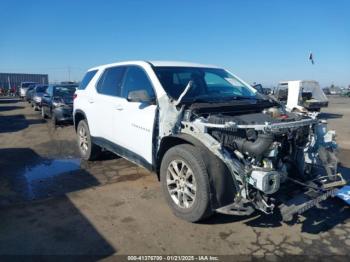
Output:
top-left (279, 187), bottom-right (338, 221)
top-left (216, 174), bottom-right (346, 221)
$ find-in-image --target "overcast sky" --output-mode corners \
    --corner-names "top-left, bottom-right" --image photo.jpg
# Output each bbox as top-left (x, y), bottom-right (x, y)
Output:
top-left (0, 0), bottom-right (349, 87)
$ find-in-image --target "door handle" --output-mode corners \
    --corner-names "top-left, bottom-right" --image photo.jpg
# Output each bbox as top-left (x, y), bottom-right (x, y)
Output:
top-left (88, 98), bottom-right (94, 104)
top-left (115, 105), bottom-right (124, 111)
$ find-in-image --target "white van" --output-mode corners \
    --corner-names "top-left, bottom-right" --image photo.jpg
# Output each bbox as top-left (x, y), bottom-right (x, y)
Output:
top-left (275, 80), bottom-right (328, 111)
top-left (19, 82), bottom-right (37, 99)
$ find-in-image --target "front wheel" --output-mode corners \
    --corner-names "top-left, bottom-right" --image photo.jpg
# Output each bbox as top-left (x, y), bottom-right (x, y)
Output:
top-left (77, 120), bottom-right (101, 161)
top-left (160, 144), bottom-right (213, 222)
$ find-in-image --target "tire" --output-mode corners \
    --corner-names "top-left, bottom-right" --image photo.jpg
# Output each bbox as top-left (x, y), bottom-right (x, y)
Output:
top-left (51, 113), bottom-right (57, 128)
top-left (160, 144), bottom-right (213, 222)
top-left (41, 107), bottom-right (47, 119)
top-left (77, 119), bottom-right (101, 161)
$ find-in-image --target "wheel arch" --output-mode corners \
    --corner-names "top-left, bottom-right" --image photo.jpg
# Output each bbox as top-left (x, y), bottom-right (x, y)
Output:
top-left (157, 134), bottom-right (237, 209)
top-left (74, 109), bottom-right (87, 131)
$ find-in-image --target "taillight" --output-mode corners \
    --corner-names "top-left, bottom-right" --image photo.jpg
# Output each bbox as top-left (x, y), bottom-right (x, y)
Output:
top-left (73, 93), bottom-right (77, 100)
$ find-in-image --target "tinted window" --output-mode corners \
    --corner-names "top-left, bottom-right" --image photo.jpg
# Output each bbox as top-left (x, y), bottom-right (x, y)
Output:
top-left (79, 70), bottom-right (97, 90)
top-left (35, 85), bottom-right (48, 93)
top-left (22, 83), bottom-right (36, 88)
top-left (96, 67), bottom-right (126, 96)
top-left (54, 85), bottom-right (77, 97)
top-left (121, 66), bottom-right (155, 98)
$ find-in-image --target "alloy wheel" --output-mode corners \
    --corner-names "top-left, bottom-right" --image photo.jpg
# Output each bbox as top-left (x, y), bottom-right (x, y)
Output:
top-left (78, 126), bottom-right (89, 154)
top-left (166, 160), bottom-right (197, 209)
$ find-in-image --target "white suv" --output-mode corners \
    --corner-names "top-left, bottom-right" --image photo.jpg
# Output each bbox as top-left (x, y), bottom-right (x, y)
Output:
top-left (74, 60), bottom-right (344, 222)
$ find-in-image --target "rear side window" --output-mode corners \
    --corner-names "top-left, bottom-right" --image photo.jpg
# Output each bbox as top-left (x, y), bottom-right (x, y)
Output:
top-left (78, 70), bottom-right (97, 90)
top-left (121, 66), bottom-right (155, 98)
top-left (96, 67), bottom-right (126, 96)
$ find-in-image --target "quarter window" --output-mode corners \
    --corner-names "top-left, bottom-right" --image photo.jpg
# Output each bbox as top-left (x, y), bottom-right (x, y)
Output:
top-left (96, 67), bottom-right (126, 96)
top-left (79, 70), bottom-right (97, 90)
top-left (121, 66), bottom-right (155, 98)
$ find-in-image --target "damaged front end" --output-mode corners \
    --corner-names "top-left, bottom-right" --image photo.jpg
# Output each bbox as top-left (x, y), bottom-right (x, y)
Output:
top-left (159, 96), bottom-right (345, 221)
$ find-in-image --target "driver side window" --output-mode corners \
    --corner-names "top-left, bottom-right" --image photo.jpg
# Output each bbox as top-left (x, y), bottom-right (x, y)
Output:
top-left (121, 66), bottom-right (155, 99)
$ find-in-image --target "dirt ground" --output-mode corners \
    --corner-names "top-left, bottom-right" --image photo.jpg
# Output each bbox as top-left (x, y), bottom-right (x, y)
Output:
top-left (0, 96), bottom-right (350, 258)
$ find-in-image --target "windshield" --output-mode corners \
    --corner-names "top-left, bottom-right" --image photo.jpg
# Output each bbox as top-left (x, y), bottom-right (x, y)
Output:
top-left (35, 85), bottom-right (48, 93)
top-left (154, 67), bottom-right (259, 102)
top-left (21, 83), bottom-right (36, 88)
top-left (54, 85), bottom-right (77, 97)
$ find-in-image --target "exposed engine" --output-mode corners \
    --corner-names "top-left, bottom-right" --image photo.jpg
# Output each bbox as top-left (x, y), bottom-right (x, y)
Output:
top-left (179, 104), bottom-right (345, 220)
top-left (206, 109), bottom-right (309, 194)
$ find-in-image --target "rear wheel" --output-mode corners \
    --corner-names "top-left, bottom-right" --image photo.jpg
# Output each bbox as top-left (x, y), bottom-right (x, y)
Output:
top-left (77, 120), bottom-right (101, 161)
top-left (160, 144), bottom-right (213, 222)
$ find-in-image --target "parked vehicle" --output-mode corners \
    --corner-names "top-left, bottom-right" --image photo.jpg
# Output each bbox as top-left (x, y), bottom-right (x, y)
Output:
top-left (74, 61), bottom-right (344, 222)
top-left (41, 84), bottom-right (78, 126)
top-left (341, 90), bottom-right (350, 97)
top-left (19, 82), bottom-right (37, 99)
top-left (274, 80), bottom-right (328, 112)
top-left (31, 85), bottom-right (48, 110)
top-left (25, 85), bottom-right (36, 103)
top-left (252, 83), bottom-right (272, 95)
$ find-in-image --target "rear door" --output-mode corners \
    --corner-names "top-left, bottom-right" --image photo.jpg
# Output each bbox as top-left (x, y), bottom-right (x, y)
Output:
top-left (112, 66), bottom-right (157, 165)
top-left (87, 66), bottom-right (126, 141)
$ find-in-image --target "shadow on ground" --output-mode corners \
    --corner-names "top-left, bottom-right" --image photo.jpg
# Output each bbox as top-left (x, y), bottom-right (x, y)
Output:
top-left (319, 112), bottom-right (343, 119)
top-left (0, 147), bottom-right (116, 257)
top-left (0, 98), bottom-right (21, 104)
top-left (203, 196), bottom-right (350, 235)
top-left (0, 114), bottom-right (44, 133)
top-left (0, 105), bottom-right (24, 112)
top-left (0, 196), bottom-right (116, 257)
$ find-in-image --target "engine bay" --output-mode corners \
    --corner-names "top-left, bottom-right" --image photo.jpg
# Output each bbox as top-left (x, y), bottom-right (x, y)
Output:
top-left (178, 103), bottom-right (345, 220)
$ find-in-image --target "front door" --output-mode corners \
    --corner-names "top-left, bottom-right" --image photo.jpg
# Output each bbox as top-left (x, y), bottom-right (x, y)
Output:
top-left (112, 66), bottom-right (157, 165)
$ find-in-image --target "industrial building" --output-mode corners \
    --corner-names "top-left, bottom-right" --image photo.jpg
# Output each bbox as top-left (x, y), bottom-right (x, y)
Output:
top-left (0, 73), bottom-right (48, 89)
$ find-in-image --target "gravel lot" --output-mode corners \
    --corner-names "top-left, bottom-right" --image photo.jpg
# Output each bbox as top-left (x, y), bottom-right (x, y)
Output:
top-left (0, 96), bottom-right (349, 258)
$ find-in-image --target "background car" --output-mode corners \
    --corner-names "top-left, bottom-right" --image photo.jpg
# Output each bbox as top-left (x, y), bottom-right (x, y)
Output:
top-left (41, 84), bottom-right (78, 127)
top-left (252, 83), bottom-right (272, 95)
top-left (19, 82), bottom-right (37, 99)
top-left (31, 85), bottom-right (48, 111)
top-left (25, 85), bottom-right (36, 103)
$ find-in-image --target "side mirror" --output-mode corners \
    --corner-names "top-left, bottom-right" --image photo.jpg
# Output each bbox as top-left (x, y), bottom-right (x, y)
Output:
top-left (127, 90), bottom-right (154, 103)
